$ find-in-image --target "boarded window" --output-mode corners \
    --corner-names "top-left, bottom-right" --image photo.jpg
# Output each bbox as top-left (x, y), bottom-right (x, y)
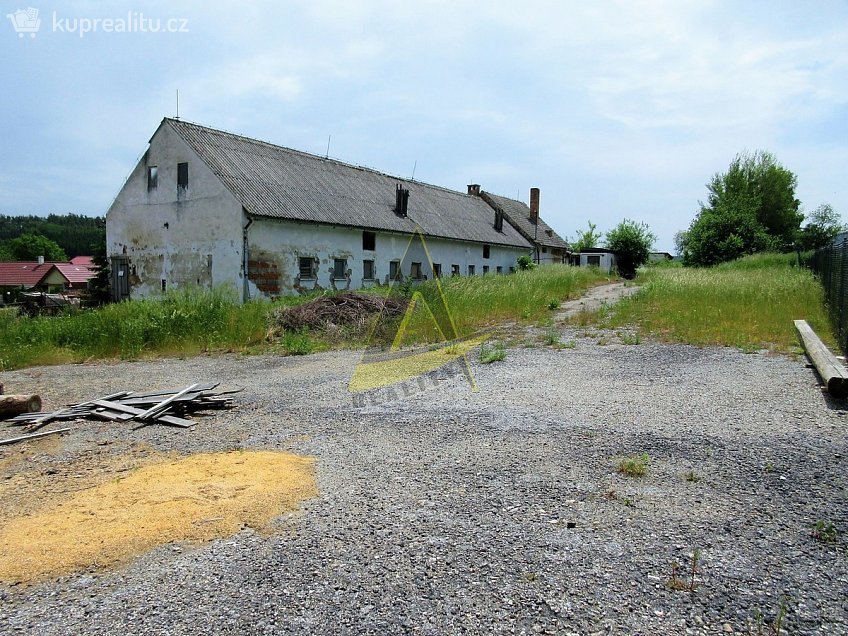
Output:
top-left (587, 255), bottom-right (601, 267)
top-left (433, 263), bottom-right (441, 278)
top-left (362, 231), bottom-right (376, 251)
top-left (333, 258), bottom-right (347, 279)
top-left (147, 166), bottom-right (158, 191)
top-left (177, 162), bottom-right (188, 188)
top-left (363, 259), bottom-right (375, 280)
top-left (389, 260), bottom-right (401, 280)
top-left (483, 244), bottom-right (490, 259)
top-left (482, 266), bottom-right (489, 274)
top-left (299, 257), bottom-right (316, 279)
top-left (468, 265), bottom-right (475, 275)
top-left (451, 264), bottom-right (460, 276)
top-left (410, 262), bottom-right (423, 279)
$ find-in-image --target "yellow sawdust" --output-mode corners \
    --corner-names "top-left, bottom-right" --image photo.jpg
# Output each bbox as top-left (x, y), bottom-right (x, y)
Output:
top-left (0, 450), bottom-right (317, 584)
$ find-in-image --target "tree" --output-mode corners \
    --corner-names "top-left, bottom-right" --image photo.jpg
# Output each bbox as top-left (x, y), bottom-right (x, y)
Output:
top-left (4, 233), bottom-right (68, 261)
top-left (605, 219), bottom-right (656, 279)
top-left (799, 204), bottom-right (846, 250)
top-left (685, 150), bottom-right (802, 266)
top-left (516, 254), bottom-right (536, 270)
top-left (673, 231), bottom-right (689, 258)
top-left (571, 221), bottom-right (602, 253)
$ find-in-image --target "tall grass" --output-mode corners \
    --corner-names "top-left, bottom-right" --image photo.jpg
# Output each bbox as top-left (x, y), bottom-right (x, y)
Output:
top-left (402, 265), bottom-right (612, 342)
top-left (598, 253), bottom-right (833, 352)
top-left (0, 288), bottom-right (270, 370)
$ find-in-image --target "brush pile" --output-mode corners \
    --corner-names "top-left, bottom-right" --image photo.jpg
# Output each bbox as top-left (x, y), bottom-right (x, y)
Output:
top-left (273, 292), bottom-right (407, 332)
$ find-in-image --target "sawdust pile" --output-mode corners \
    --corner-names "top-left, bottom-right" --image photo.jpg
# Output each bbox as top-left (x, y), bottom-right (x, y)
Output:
top-left (274, 292), bottom-right (407, 332)
top-left (0, 450), bottom-right (317, 584)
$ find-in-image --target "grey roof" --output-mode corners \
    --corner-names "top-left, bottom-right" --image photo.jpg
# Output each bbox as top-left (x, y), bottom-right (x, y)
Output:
top-left (164, 119), bottom-right (531, 249)
top-left (480, 191), bottom-right (570, 251)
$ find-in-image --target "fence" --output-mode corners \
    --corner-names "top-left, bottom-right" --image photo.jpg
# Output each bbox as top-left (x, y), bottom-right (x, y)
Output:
top-left (810, 236), bottom-right (848, 355)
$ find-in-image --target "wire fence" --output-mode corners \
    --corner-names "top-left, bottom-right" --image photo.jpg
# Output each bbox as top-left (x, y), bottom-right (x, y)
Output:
top-left (809, 236), bottom-right (848, 355)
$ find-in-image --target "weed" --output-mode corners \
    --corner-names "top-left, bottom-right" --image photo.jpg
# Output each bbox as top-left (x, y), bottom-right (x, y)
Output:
top-left (543, 327), bottom-right (561, 346)
top-left (666, 548), bottom-right (700, 592)
top-left (617, 453), bottom-right (650, 477)
top-left (596, 336), bottom-right (610, 346)
top-left (764, 461), bottom-right (775, 473)
top-left (479, 341), bottom-right (507, 364)
top-left (281, 329), bottom-right (312, 355)
top-left (557, 339), bottom-right (577, 350)
top-left (620, 332), bottom-right (641, 345)
top-left (812, 520), bottom-right (838, 543)
top-left (684, 469), bottom-right (700, 482)
top-left (547, 298), bottom-right (561, 310)
top-left (602, 488), bottom-right (634, 507)
top-left (753, 596), bottom-right (789, 635)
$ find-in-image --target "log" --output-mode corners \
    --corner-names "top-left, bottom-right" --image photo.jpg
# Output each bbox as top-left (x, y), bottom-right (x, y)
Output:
top-left (794, 320), bottom-right (848, 398)
top-left (0, 394), bottom-right (42, 418)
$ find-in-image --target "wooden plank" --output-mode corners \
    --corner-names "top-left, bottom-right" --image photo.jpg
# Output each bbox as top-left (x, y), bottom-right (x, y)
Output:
top-left (794, 319), bottom-right (848, 398)
top-left (137, 384), bottom-right (199, 421)
top-left (0, 428), bottom-right (71, 446)
top-left (125, 383), bottom-right (218, 400)
top-left (24, 391), bottom-right (130, 433)
top-left (91, 400), bottom-right (194, 428)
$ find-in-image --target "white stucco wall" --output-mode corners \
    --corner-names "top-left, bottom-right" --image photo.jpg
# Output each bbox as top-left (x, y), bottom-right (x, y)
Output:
top-left (579, 251), bottom-right (617, 273)
top-left (246, 218), bottom-right (529, 298)
top-left (106, 122), bottom-right (245, 300)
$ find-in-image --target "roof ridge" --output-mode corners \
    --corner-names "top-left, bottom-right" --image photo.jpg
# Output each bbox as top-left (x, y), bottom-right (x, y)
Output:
top-left (164, 117), bottom-right (476, 200)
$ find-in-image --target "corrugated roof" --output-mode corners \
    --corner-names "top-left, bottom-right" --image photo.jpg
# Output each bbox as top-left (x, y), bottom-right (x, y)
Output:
top-left (165, 119), bottom-right (532, 249)
top-left (480, 191), bottom-right (570, 250)
top-left (0, 262), bottom-right (67, 287)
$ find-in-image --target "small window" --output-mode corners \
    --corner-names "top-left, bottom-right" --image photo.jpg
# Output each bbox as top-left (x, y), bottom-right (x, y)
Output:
top-left (509, 266), bottom-right (515, 273)
top-left (468, 265), bottom-right (475, 275)
top-left (482, 266), bottom-right (489, 274)
top-left (299, 256), bottom-right (316, 279)
top-left (363, 259), bottom-right (375, 280)
top-left (433, 263), bottom-right (442, 278)
top-left (587, 255), bottom-right (601, 267)
top-left (147, 166), bottom-right (158, 191)
top-left (483, 244), bottom-right (490, 259)
top-left (333, 258), bottom-right (347, 279)
top-left (161, 279), bottom-right (167, 292)
top-left (177, 162), bottom-right (188, 188)
top-left (542, 246), bottom-right (548, 253)
top-left (411, 262), bottom-right (423, 280)
top-left (362, 231), bottom-right (376, 251)
top-left (451, 264), bottom-right (460, 277)
top-left (545, 229), bottom-right (553, 237)
top-left (389, 260), bottom-right (401, 280)
top-left (496, 266), bottom-right (503, 274)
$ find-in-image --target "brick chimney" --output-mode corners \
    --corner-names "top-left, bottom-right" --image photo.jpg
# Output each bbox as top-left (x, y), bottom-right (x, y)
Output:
top-left (467, 184), bottom-right (481, 196)
top-left (529, 187), bottom-right (540, 224)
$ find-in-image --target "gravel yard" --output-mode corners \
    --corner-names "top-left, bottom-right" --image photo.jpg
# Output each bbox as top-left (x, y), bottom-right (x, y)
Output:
top-left (1, 330), bottom-right (847, 635)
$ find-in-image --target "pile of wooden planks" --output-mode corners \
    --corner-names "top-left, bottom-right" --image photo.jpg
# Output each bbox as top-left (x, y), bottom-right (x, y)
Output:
top-left (1, 383), bottom-right (238, 446)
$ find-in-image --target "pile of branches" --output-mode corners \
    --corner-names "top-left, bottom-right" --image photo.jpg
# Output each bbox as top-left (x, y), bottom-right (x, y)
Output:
top-left (273, 292), bottom-right (407, 332)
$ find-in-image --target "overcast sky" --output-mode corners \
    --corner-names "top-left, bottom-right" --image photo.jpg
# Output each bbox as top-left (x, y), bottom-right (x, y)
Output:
top-left (2, 1), bottom-right (847, 251)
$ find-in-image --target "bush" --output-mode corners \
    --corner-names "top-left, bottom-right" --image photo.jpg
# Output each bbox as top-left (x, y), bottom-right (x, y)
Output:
top-left (606, 220), bottom-right (656, 279)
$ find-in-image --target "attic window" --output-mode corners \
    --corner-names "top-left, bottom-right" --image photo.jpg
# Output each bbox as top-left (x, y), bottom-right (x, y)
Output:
top-left (362, 231), bottom-right (376, 251)
top-left (545, 229), bottom-right (553, 237)
top-left (394, 185), bottom-right (409, 217)
top-left (147, 166), bottom-right (158, 191)
top-left (177, 162), bottom-right (189, 189)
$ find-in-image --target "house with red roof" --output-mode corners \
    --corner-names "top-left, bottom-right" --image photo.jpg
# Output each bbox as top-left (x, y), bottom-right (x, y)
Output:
top-left (0, 257), bottom-right (98, 303)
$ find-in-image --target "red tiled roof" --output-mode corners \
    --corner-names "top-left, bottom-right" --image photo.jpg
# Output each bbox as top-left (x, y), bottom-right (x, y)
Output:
top-left (55, 263), bottom-right (98, 284)
top-left (69, 256), bottom-right (94, 266)
top-left (0, 262), bottom-right (68, 287)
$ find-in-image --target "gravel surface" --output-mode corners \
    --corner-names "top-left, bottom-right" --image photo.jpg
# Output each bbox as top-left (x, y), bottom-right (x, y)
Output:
top-left (1, 327), bottom-right (847, 635)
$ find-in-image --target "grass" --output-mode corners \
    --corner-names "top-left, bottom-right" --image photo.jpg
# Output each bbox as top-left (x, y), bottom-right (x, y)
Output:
top-left (593, 253), bottom-right (835, 353)
top-left (812, 520), bottom-right (838, 543)
top-left (617, 452), bottom-right (650, 477)
top-left (479, 341), bottom-right (507, 364)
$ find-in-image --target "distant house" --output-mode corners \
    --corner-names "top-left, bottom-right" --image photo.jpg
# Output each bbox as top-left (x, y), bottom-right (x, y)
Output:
top-left (648, 252), bottom-right (674, 262)
top-left (571, 248), bottom-right (618, 274)
top-left (0, 258), bottom-right (97, 304)
top-left (106, 118), bottom-right (575, 301)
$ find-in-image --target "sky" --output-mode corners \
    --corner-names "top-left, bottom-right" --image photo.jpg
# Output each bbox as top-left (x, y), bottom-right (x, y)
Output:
top-left (1, 1), bottom-right (847, 252)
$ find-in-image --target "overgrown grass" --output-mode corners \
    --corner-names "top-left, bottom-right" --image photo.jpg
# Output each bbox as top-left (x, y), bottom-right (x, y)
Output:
top-left (594, 253), bottom-right (834, 352)
top-left (0, 288), bottom-right (271, 370)
top-left (403, 265), bottom-right (612, 342)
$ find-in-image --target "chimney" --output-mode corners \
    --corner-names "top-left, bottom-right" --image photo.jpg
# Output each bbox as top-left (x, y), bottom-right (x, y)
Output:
top-left (395, 184), bottom-right (410, 217)
top-left (37, 255), bottom-right (45, 265)
top-left (529, 187), bottom-right (540, 224)
top-left (467, 184), bottom-right (481, 196)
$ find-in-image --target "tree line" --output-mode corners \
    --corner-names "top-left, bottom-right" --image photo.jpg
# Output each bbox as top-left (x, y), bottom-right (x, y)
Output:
top-left (0, 213), bottom-right (105, 261)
